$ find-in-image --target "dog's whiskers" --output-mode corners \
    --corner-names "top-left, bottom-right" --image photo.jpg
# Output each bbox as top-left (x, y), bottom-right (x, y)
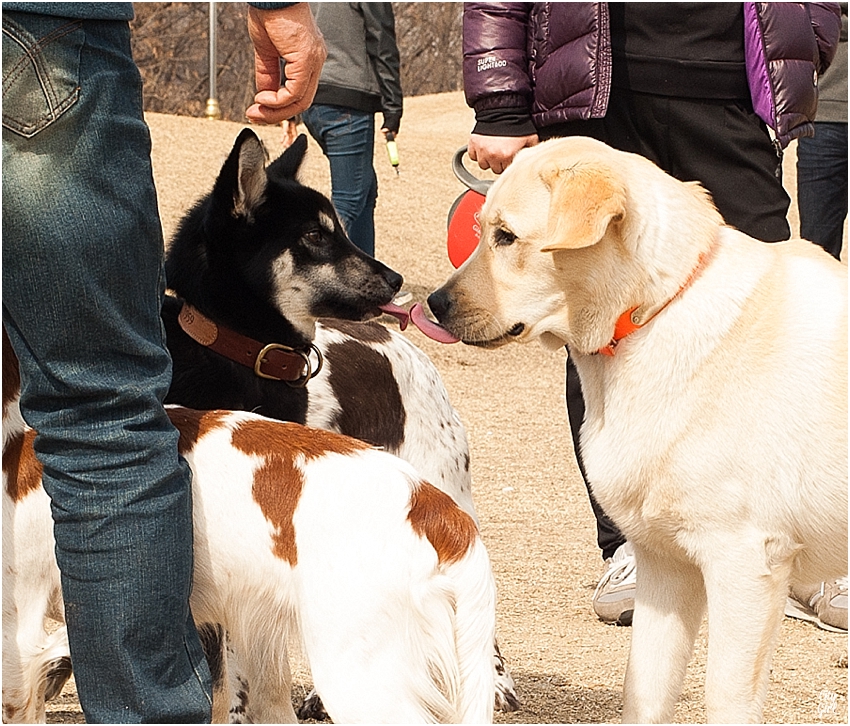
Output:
top-left (457, 307), bottom-right (508, 344)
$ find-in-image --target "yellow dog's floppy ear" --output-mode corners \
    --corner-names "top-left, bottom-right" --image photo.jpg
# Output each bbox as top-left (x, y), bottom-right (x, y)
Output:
top-left (540, 164), bottom-right (626, 251)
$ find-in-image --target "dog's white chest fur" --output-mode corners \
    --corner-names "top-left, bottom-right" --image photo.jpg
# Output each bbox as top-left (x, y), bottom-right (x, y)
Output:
top-left (575, 232), bottom-right (846, 559)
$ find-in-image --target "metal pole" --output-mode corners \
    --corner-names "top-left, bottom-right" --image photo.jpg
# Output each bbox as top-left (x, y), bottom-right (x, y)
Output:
top-left (205, 1), bottom-right (221, 119)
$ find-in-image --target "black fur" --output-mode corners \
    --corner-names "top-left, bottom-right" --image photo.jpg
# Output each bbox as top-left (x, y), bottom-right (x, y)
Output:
top-left (162, 129), bottom-right (403, 423)
top-left (322, 335), bottom-right (405, 450)
top-left (197, 624), bottom-right (225, 693)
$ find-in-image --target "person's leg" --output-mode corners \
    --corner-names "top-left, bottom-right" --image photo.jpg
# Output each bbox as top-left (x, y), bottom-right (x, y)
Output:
top-left (565, 356), bottom-right (625, 560)
top-left (2, 13), bottom-right (211, 722)
top-left (797, 122), bottom-right (848, 260)
top-left (345, 161), bottom-right (379, 255)
top-left (302, 104), bottom-right (378, 256)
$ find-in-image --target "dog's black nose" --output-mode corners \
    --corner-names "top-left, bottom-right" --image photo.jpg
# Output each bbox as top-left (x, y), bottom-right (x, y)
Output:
top-left (427, 288), bottom-right (452, 321)
top-left (384, 268), bottom-right (403, 293)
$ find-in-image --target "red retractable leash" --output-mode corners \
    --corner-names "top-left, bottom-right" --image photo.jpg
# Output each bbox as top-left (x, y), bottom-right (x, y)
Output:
top-left (446, 147), bottom-right (493, 268)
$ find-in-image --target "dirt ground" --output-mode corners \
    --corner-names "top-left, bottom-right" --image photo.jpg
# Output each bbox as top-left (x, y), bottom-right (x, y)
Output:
top-left (46, 92), bottom-right (846, 724)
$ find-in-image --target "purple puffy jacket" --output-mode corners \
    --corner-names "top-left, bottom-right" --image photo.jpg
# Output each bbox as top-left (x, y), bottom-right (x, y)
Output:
top-left (463, 2), bottom-right (841, 147)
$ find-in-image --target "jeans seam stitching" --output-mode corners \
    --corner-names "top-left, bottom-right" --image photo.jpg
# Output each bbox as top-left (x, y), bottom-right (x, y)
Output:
top-left (2, 20), bottom-right (83, 133)
top-left (2, 20), bottom-right (81, 104)
top-left (28, 22), bottom-right (83, 107)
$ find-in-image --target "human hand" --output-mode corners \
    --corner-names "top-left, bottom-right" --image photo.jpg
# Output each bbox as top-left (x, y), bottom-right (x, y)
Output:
top-left (468, 133), bottom-right (538, 174)
top-left (246, 4), bottom-right (326, 125)
top-left (281, 118), bottom-right (300, 148)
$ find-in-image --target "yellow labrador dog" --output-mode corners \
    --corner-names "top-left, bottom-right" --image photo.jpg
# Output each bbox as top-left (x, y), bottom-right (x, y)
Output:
top-left (428, 137), bottom-right (848, 723)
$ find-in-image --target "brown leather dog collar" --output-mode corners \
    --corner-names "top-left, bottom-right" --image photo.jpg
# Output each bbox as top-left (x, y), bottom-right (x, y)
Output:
top-left (177, 302), bottom-right (322, 386)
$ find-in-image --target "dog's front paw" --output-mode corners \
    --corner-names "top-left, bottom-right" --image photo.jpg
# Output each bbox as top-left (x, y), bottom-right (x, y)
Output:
top-left (496, 682), bottom-right (521, 713)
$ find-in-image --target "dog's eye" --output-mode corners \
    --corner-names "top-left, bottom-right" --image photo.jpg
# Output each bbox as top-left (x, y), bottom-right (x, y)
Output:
top-left (494, 228), bottom-right (517, 247)
top-left (303, 228), bottom-right (323, 245)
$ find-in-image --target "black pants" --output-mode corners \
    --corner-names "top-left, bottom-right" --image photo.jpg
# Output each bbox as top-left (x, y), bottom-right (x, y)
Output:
top-left (546, 90), bottom-right (792, 560)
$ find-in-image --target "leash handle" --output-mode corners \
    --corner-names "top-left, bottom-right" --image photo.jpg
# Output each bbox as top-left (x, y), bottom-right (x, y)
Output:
top-left (452, 146), bottom-right (493, 195)
top-left (385, 132), bottom-right (400, 173)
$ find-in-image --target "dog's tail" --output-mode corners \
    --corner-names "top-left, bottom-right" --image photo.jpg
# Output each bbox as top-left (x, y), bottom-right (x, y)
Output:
top-left (390, 529), bottom-right (496, 724)
top-left (443, 535), bottom-right (497, 723)
top-left (293, 455), bottom-right (496, 723)
top-left (403, 478), bottom-right (496, 723)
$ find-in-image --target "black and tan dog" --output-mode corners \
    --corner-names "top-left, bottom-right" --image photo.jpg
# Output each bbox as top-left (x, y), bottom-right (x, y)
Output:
top-left (162, 129), bottom-right (480, 517)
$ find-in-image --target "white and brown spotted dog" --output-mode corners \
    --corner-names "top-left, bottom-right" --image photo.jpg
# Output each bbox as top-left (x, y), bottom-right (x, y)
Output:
top-left (428, 137), bottom-right (848, 723)
top-left (2, 331), bottom-right (497, 724)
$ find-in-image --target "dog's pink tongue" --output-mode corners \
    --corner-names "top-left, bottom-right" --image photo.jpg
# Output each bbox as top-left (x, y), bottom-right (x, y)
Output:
top-left (409, 303), bottom-right (460, 344)
top-left (379, 302), bottom-right (410, 331)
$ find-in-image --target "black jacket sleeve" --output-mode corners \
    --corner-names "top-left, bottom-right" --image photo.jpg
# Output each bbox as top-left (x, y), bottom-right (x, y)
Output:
top-left (362, 3), bottom-right (403, 133)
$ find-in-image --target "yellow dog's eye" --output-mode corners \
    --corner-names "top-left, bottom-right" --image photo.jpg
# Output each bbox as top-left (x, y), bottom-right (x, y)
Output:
top-left (494, 228), bottom-right (516, 246)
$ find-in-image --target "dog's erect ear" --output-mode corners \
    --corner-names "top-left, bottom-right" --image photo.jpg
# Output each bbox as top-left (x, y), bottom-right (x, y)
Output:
top-left (234, 129), bottom-right (269, 220)
top-left (539, 164), bottom-right (626, 251)
top-left (213, 129), bottom-right (269, 221)
top-left (267, 134), bottom-right (308, 182)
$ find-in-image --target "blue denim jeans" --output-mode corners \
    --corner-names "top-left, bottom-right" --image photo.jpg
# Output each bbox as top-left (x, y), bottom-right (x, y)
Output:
top-left (797, 122), bottom-right (848, 260)
top-left (302, 104), bottom-right (378, 256)
top-left (2, 12), bottom-right (211, 722)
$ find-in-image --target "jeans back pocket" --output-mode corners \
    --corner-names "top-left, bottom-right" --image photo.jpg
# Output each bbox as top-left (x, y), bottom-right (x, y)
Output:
top-left (2, 14), bottom-right (83, 138)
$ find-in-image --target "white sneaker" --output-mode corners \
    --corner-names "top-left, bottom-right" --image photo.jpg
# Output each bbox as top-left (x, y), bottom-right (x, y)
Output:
top-left (785, 577), bottom-right (848, 632)
top-left (593, 542), bottom-right (636, 625)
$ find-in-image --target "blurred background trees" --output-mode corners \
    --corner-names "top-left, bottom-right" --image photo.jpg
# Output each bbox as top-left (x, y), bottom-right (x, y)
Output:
top-left (130, 2), bottom-right (464, 122)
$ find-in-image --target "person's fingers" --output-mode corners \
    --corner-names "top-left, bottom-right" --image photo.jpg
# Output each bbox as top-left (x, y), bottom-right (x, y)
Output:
top-left (246, 4), bottom-right (326, 124)
top-left (251, 41), bottom-right (282, 93)
top-left (468, 138), bottom-right (492, 170)
top-left (246, 58), bottom-right (322, 123)
top-left (246, 57), bottom-right (322, 123)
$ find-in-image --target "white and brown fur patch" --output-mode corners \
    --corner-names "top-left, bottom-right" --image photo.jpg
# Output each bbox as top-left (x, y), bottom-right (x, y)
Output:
top-left (2, 334), bottom-right (497, 724)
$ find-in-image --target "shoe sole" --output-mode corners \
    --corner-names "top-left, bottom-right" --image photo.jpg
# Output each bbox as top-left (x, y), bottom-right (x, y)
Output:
top-left (597, 608), bottom-right (633, 627)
